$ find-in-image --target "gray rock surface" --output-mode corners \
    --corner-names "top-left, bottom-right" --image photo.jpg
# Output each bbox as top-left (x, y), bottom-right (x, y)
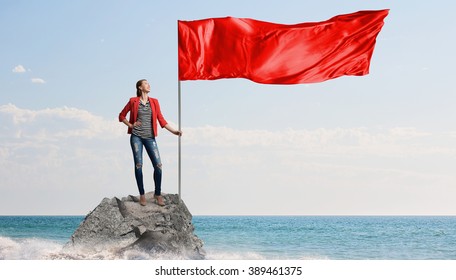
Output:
top-left (66, 192), bottom-right (205, 259)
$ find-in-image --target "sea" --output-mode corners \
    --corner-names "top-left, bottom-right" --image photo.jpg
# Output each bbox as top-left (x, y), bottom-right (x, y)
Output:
top-left (1, 215), bottom-right (456, 260)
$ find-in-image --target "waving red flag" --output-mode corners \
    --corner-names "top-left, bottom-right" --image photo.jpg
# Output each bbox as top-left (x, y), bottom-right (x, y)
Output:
top-left (178, 10), bottom-right (389, 84)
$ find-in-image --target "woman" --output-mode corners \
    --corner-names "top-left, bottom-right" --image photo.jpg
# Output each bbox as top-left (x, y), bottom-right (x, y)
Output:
top-left (119, 79), bottom-right (181, 206)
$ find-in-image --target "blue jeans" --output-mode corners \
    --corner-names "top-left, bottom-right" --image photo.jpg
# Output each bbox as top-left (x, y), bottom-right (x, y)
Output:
top-left (130, 134), bottom-right (162, 196)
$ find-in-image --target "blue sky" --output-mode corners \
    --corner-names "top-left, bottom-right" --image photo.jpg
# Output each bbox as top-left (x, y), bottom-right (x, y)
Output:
top-left (1, 0), bottom-right (455, 215)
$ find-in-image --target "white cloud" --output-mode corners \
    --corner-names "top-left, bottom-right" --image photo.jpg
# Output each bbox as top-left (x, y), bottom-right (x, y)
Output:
top-left (170, 125), bottom-right (456, 215)
top-left (180, 125), bottom-right (455, 157)
top-left (1, 104), bottom-right (456, 215)
top-left (0, 104), bottom-right (129, 215)
top-left (31, 78), bottom-right (46, 84)
top-left (0, 103), bottom-right (123, 139)
top-left (12, 65), bottom-right (26, 73)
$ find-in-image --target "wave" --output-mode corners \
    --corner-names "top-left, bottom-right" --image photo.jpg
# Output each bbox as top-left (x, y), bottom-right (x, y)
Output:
top-left (0, 236), bottom-right (192, 260)
top-left (0, 236), bottom-right (327, 260)
top-left (0, 236), bottom-right (63, 260)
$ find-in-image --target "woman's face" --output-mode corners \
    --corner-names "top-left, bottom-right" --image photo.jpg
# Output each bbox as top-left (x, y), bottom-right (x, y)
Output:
top-left (139, 80), bottom-right (151, 93)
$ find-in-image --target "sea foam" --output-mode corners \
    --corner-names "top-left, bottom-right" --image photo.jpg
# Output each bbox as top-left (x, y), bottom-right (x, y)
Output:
top-left (0, 235), bottom-right (326, 260)
top-left (0, 236), bottom-right (62, 260)
top-left (0, 236), bottom-right (199, 260)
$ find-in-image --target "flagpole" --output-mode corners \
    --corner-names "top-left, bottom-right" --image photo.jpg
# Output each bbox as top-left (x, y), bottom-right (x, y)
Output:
top-left (177, 20), bottom-right (182, 202)
top-left (178, 76), bottom-right (182, 201)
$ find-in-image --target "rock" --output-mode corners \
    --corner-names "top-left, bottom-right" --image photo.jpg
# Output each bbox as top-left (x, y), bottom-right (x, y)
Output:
top-left (66, 192), bottom-right (205, 259)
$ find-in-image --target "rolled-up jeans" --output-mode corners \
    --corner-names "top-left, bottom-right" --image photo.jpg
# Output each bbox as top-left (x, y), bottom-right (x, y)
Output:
top-left (130, 134), bottom-right (162, 196)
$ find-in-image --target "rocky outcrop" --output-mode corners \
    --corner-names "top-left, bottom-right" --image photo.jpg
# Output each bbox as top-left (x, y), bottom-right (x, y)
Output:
top-left (66, 193), bottom-right (205, 259)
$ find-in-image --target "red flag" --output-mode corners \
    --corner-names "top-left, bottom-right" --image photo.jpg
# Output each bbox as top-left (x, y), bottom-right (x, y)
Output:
top-left (178, 10), bottom-right (389, 84)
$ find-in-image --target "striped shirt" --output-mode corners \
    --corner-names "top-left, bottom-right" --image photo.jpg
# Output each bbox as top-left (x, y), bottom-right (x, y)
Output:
top-left (132, 100), bottom-right (154, 139)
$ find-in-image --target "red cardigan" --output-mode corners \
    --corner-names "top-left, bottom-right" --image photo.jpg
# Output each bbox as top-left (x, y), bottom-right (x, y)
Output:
top-left (118, 97), bottom-right (168, 137)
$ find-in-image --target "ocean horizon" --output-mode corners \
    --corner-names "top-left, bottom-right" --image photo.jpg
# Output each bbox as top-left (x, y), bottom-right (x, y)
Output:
top-left (1, 215), bottom-right (456, 260)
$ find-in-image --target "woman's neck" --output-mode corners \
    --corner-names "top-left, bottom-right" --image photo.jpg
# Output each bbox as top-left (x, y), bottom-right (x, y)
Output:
top-left (139, 92), bottom-right (149, 103)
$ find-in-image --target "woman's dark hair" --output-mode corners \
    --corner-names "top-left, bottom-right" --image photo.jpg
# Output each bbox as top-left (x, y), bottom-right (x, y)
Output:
top-left (136, 79), bottom-right (147, 97)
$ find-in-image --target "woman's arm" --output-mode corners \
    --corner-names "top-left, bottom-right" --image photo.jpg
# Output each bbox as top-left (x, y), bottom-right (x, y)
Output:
top-left (122, 118), bottom-right (141, 129)
top-left (122, 119), bottom-right (132, 128)
top-left (164, 124), bottom-right (182, 136)
top-left (119, 98), bottom-right (140, 130)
